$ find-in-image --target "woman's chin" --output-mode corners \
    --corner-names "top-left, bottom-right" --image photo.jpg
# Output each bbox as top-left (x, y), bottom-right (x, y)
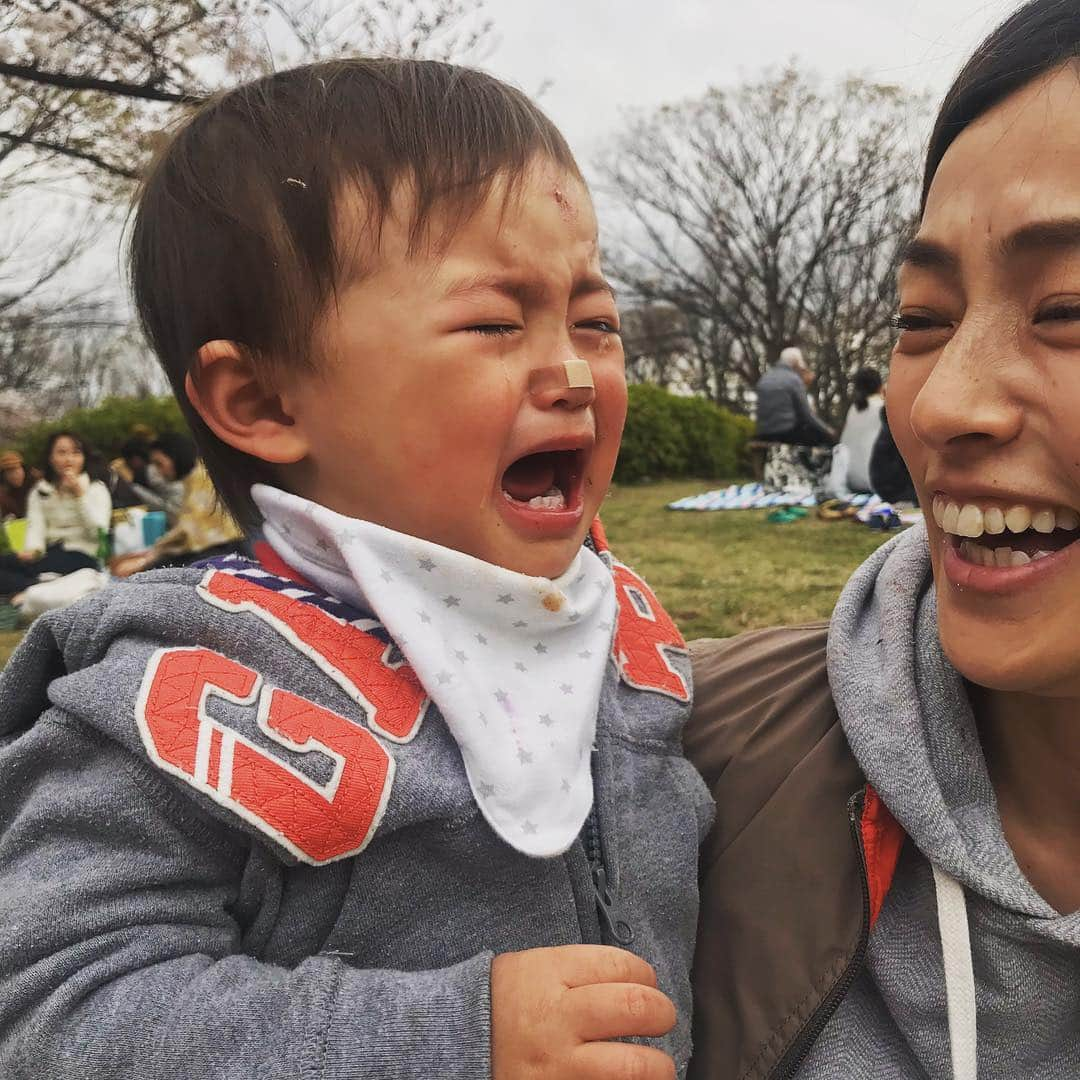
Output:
top-left (937, 605), bottom-right (1080, 698)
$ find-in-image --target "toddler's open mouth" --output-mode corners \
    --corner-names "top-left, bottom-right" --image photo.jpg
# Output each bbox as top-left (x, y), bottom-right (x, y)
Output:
top-left (497, 442), bottom-right (590, 539)
top-left (501, 448), bottom-right (584, 512)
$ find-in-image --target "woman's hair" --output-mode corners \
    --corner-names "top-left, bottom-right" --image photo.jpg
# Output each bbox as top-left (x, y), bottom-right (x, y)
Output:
top-left (42, 430), bottom-right (89, 483)
top-left (852, 367), bottom-right (883, 412)
top-left (120, 437), bottom-right (151, 464)
top-left (923, 0), bottom-right (1080, 208)
top-left (130, 58), bottom-right (582, 529)
top-left (151, 433), bottom-right (198, 481)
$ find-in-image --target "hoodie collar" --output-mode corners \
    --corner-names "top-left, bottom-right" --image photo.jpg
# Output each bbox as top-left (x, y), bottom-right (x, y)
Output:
top-left (828, 523), bottom-right (1061, 919)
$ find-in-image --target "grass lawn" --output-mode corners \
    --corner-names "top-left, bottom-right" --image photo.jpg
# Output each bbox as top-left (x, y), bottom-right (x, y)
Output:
top-left (600, 479), bottom-right (893, 640)
top-left (0, 479), bottom-right (894, 667)
top-left (0, 630), bottom-right (20, 668)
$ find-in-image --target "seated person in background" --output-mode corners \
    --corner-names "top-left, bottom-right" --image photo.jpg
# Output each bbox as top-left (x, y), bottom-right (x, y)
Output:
top-left (754, 346), bottom-right (836, 448)
top-left (110, 437), bottom-right (156, 508)
top-left (0, 431), bottom-right (111, 597)
top-left (114, 434), bottom-right (185, 518)
top-left (111, 437), bottom-right (152, 489)
top-left (146, 432), bottom-right (195, 522)
top-left (869, 406), bottom-right (917, 505)
top-left (110, 435), bottom-right (244, 576)
top-left (88, 445), bottom-right (145, 511)
top-left (837, 368), bottom-right (884, 493)
top-left (0, 450), bottom-right (38, 520)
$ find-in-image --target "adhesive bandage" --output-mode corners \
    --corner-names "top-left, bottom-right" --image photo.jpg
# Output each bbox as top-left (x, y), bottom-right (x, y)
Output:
top-left (562, 358), bottom-right (594, 388)
top-left (527, 358), bottom-right (596, 404)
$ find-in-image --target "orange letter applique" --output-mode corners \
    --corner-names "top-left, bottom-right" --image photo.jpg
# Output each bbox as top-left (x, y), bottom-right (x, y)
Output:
top-left (610, 561), bottom-right (690, 702)
top-left (136, 646), bottom-right (394, 864)
top-left (198, 569), bottom-right (428, 743)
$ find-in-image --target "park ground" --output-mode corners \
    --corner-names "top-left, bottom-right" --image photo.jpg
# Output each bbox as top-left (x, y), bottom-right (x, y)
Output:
top-left (0, 478), bottom-right (892, 667)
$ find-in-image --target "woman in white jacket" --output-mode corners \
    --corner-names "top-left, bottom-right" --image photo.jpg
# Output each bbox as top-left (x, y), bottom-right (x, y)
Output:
top-left (0, 432), bottom-right (111, 597)
top-left (838, 368), bottom-right (884, 494)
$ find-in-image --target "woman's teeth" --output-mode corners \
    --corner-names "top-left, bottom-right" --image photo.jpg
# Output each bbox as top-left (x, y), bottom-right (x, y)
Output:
top-left (932, 497), bottom-right (1080, 538)
top-left (526, 486), bottom-right (566, 510)
top-left (933, 495), bottom-right (1080, 569)
top-left (957, 540), bottom-right (1048, 568)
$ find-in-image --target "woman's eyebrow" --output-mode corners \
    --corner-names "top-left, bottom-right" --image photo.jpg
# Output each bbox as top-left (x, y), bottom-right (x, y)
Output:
top-left (900, 220), bottom-right (1080, 273)
top-left (999, 217), bottom-right (1080, 258)
top-left (899, 238), bottom-right (959, 274)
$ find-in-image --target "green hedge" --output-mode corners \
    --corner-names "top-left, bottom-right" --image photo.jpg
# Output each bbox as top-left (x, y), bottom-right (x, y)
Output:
top-left (12, 385), bottom-right (752, 487)
top-left (615, 384), bottom-right (753, 483)
top-left (16, 396), bottom-right (189, 466)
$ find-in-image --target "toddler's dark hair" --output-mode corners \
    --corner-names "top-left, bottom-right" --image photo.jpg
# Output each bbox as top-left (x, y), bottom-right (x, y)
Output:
top-left (130, 59), bottom-right (581, 529)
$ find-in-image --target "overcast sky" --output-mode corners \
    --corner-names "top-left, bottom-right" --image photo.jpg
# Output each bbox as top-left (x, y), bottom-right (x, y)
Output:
top-left (33, 0), bottom-right (1025, 318)
top-left (479, 0), bottom-right (1019, 164)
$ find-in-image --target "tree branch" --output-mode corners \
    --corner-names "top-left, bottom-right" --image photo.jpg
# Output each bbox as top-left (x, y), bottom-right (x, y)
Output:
top-left (0, 129), bottom-right (139, 179)
top-left (0, 60), bottom-right (202, 105)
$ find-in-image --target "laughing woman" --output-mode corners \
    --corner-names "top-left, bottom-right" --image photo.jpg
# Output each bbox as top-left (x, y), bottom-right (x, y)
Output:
top-left (688, 3), bottom-right (1080, 1078)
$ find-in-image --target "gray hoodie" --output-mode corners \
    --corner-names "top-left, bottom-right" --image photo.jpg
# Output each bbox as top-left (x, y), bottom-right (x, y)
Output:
top-left (798, 525), bottom-right (1080, 1078)
top-left (0, 553), bottom-right (712, 1079)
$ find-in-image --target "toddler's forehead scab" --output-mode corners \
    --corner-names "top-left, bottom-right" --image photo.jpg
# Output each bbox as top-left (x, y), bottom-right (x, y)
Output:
top-left (552, 186), bottom-right (580, 222)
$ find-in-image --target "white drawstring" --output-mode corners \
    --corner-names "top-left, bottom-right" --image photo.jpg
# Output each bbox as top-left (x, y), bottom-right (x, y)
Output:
top-left (932, 863), bottom-right (978, 1080)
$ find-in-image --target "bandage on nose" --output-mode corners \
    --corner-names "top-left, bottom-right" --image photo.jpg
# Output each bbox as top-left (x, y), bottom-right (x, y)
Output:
top-left (528, 359), bottom-right (595, 405)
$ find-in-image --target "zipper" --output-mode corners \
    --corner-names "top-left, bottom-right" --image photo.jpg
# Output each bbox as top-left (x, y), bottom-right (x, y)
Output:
top-left (771, 789), bottom-right (872, 1080)
top-left (583, 747), bottom-right (635, 947)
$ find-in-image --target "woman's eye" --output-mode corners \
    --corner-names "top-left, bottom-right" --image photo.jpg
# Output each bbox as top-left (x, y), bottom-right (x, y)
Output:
top-left (890, 312), bottom-right (949, 332)
top-left (1035, 303), bottom-right (1080, 324)
top-left (466, 324), bottom-right (519, 337)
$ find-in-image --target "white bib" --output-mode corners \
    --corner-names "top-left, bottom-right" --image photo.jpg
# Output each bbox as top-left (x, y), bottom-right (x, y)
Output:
top-left (252, 484), bottom-right (617, 858)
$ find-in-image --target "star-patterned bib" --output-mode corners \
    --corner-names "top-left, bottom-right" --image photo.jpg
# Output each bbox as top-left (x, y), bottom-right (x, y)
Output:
top-left (252, 484), bottom-right (617, 858)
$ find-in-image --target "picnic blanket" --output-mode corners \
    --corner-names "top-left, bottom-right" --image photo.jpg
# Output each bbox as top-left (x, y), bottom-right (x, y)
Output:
top-left (668, 483), bottom-right (836, 511)
top-left (667, 483), bottom-right (923, 530)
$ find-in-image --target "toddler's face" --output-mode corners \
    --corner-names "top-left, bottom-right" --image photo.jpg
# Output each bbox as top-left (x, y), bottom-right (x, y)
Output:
top-left (284, 159), bottom-right (626, 578)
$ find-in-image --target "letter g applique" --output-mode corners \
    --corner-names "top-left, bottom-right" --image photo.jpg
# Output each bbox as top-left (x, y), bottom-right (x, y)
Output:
top-left (134, 567), bottom-right (429, 864)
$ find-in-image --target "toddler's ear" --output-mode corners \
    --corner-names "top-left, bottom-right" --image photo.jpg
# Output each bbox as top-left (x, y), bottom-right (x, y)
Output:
top-left (186, 340), bottom-right (309, 465)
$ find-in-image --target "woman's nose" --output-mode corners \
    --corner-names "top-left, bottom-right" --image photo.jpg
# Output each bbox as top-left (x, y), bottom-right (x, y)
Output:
top-left (907, 331), bottom-right (1023, 454)
top-left (528, 357), bottom-right (596, 411)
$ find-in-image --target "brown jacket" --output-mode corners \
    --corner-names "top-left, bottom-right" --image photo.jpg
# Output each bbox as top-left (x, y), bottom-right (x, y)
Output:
top-left (685, 625), bottom-right (904, 1080)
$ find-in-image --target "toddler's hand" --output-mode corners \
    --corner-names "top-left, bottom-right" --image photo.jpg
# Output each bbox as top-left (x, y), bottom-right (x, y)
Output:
top-left (491, 944), bottom-right (676, 1080)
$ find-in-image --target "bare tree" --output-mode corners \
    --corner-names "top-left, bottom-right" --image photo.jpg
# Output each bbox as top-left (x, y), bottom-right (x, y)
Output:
top-left (801, 200), bottom-right (915, 423)
top-left (0, 2), bottom-right (245, 188)
top-left (267, 0), bottom-right (493, 63)
top-left (0, 0), bottom-right (494, 415)
top-left (619, 302), bottom-right (695, 390)
top-left (0, 1), bottom-right (494, 185)
top-left (0, 195), bottom-right (113, 386)
top-left (597, 66), bottom-right (923, 423)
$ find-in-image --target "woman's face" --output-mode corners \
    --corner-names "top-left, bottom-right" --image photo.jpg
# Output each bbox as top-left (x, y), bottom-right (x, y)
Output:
top-left (49, 436), bottom-right (84, 479)
top-left (149, 448), bottom-right (176, 481)
top-left (890, 64), bottom-right (1080, 697)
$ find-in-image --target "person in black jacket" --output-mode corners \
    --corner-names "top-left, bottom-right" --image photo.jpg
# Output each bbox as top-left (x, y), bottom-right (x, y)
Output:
top-left (868, 405), bottom-right (916, 504)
